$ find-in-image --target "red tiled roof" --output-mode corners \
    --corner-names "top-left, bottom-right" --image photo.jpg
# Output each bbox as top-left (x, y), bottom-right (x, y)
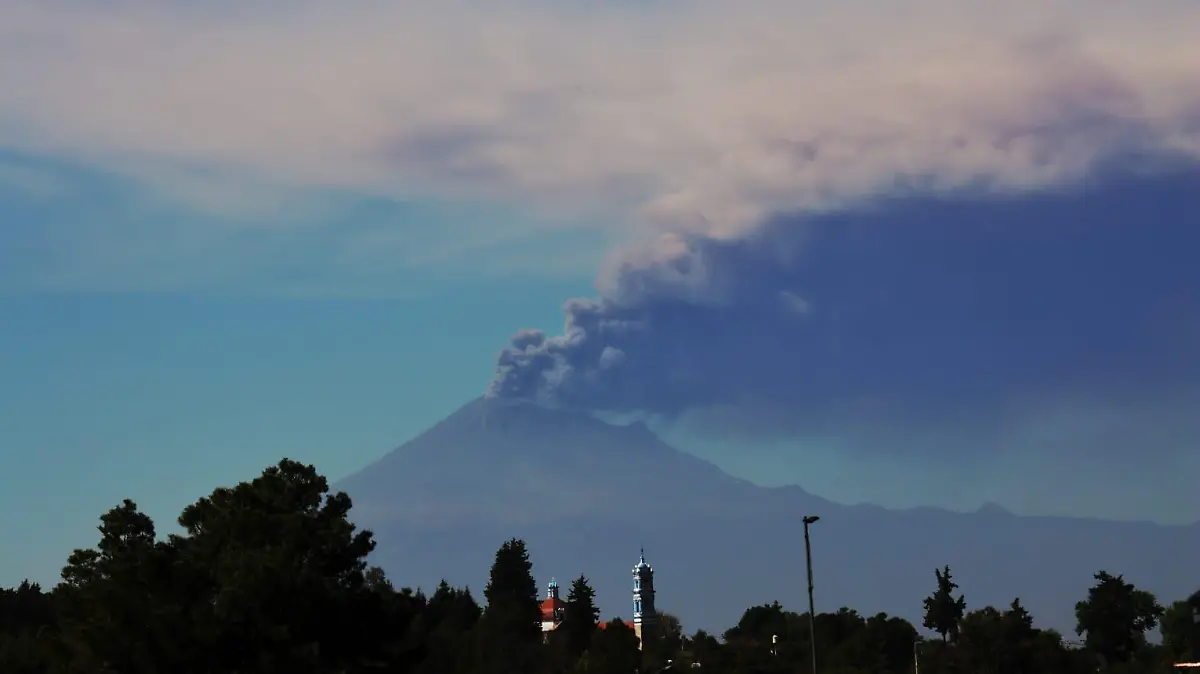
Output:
top-left (540, 597), bottom-right (566, 621)
top-left (598, 620), bottom-right (635, 630)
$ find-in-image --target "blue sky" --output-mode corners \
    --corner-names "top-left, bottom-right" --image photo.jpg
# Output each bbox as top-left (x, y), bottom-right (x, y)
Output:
top-left (0, 285), bottom-right (587, 584)
top-left (0, 158), bottom-right (600, 584)
top-left (2, 0), bottom-right (1200, 586)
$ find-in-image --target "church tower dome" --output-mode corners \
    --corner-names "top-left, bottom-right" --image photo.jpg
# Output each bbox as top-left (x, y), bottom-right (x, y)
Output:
top-left (632, 548), bottom-right (656, 647)
top-left (540, 577), bottom-right (565, 637)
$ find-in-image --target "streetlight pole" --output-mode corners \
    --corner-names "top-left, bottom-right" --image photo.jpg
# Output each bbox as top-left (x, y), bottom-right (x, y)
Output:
top-left (803, 515), bottom-right (820, 674)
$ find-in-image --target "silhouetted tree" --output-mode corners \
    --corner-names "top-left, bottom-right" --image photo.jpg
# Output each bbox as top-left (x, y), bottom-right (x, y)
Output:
top-left (1161, 591), bottom-right (1200, 665)
top-left (687, 629), bottom-right (725, 670)
top-left (860, 612), bottom-right (920, 674)
top-left (958, 605), bottom-right (1006, 673)
top-left (0, 580), bottom-right (56, 674)
top-left (1188, 590), bottom-right (1200, 661)
top-left (642, 611), bottom-right (684, 670)
top-left (364, 566), bottom-right (394, 594)
top-left (43, 459), bottom-right (421, 674)
top-left (0, 457), bottom-right (1172, 674)
top-left (998, 598), bottom-right (1039, 674)
top-left (1027, 628), bottom-right (1093, 674)
top-left (577, 619), bottom-right (640, 674)
top-left (174, 458), bottom-right (384, 673)
top-left (54, 498), bottom-right (190, 674)
top-left (479, 538), bottom-right (542, 674)
top-left (923, 565), bottom-right (967, 643)
top-left (1074, 571), bottom-right (1163, 668)
top-left (561, 575), bottom-right (600, 660)
top-left (724, 600), bottom-right (806, 673)
top-left (416, 581), bottom-right (482, 674)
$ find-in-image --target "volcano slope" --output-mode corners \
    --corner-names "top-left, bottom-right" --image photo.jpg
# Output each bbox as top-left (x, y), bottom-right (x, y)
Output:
top-left (337, 397), bottom-right (1199, 633)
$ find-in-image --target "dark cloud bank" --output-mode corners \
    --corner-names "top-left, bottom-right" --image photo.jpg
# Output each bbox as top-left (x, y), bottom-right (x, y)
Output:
top-left (488, 157), bottom-right (1200, 465)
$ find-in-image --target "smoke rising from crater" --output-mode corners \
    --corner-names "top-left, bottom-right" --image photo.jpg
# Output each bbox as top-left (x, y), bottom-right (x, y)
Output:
top-left (488, 159), bottom-right (1200, 466)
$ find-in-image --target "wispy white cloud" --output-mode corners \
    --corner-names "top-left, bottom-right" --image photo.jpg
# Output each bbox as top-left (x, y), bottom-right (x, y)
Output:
top-left (1, 0), bottom-right (1198, 287)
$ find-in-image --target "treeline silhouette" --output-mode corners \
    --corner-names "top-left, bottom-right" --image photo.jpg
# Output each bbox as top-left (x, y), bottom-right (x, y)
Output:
top-left (1, 459), bottom-right (1198, 674)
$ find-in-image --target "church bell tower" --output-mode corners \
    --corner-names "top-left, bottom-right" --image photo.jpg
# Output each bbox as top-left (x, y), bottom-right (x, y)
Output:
top-left (632, 548), bottom-right (656, 647)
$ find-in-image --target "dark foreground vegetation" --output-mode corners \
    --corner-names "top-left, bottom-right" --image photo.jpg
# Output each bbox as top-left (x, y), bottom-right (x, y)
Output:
top-left (2, 459), bottom-right (1198, 674)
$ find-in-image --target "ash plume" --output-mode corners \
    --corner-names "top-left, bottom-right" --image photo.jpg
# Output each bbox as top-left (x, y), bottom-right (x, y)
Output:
top-left (487, 159), bottom-right (1200, 462)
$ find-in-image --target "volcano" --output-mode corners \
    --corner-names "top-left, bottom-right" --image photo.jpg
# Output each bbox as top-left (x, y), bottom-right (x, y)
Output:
top-left (337, 397), bottom-right (1199, 633)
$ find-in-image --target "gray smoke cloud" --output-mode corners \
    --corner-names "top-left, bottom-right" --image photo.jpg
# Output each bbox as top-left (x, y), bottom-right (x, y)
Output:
top-left (487, 157), bottom-right (1200, 456)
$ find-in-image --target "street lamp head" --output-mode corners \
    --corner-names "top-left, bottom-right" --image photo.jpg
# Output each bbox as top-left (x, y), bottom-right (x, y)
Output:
top-left (803, 515), bottom-right (821, 524)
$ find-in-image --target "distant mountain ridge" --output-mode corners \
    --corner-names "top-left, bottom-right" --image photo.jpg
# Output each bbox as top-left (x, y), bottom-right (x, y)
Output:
top-left (338, 397), bottom-right (1199, 634)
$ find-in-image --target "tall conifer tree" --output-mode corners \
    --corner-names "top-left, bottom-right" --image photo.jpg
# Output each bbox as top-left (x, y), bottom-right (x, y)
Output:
top-left (923, 565), bottom-right (967, 643)
top-left (480, 538), bottom-right (543, 674)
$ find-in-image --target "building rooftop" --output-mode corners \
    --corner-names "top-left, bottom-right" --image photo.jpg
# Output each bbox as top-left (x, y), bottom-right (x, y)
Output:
top-left (540, 596), bottom-right (566, 622)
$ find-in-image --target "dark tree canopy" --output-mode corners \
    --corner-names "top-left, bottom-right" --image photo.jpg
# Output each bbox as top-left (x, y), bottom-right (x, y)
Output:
top-left (0, 458), bottom-right (1191, 674)
top-left (1161, 598), bottom-right (1199, 663)
top-left (479, 537), bottom-right (542, 674)
top-left (562, 575), bottom-right (600, 660)
top-left (923, 565), bottom-right (967, 643)
top-left (1074, 571), bottom-right (1164, 667)
top-left (641, 610), bottom-right (684, 671)
top-left (483, 538), bottom-right (540, 631)
top-left (578, 619), bottom-right (641, 674)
